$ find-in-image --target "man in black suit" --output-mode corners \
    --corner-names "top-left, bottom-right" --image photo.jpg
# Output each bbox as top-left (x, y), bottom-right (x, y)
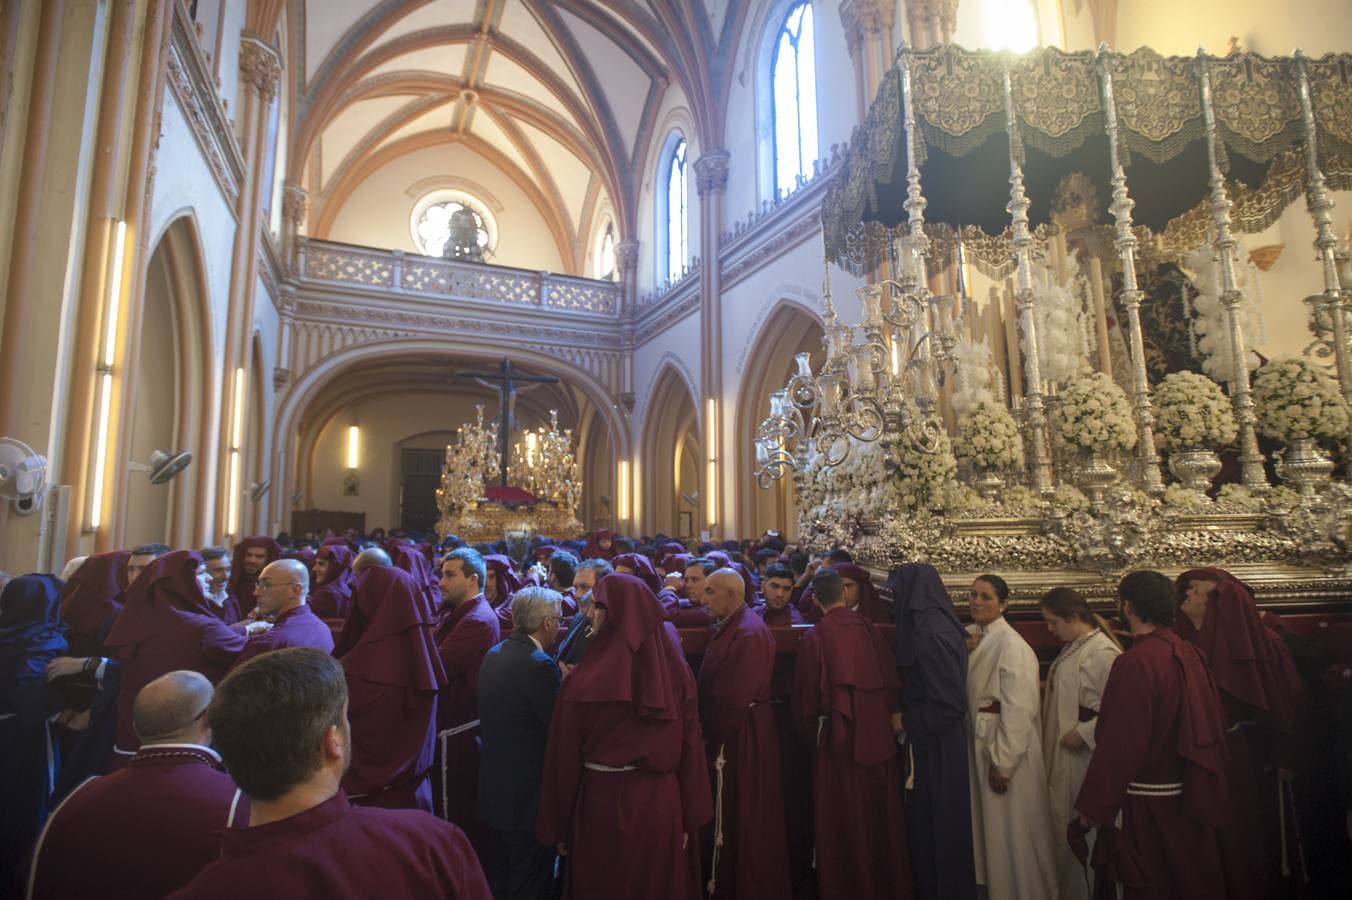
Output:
top-left (553, 559), bottom-right (612, 673)
top-left (478, 586), bottom-right (564, 899)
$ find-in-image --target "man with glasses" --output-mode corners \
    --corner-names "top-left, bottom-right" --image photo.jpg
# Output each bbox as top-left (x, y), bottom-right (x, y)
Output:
top-left (231, 559), bottom-right (333, 671)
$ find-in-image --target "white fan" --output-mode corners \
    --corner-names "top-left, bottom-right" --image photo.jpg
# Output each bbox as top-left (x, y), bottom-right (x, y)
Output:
top-left (130, 448), bottom-right (192, 484)
top-left (681, 491), bottom-right (700, 508)
top-left (0, 437), bottom-right (48, 515)
top-left (248, 480), bottom-right (271, 502)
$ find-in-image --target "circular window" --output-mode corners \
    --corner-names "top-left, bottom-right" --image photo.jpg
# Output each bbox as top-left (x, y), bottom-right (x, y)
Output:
top-left (410, 189), bottom-right (498, 260)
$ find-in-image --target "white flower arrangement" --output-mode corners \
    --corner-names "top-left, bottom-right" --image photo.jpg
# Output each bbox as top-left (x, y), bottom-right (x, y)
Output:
top-left (1050, 484), bottom-right (1090, 511)
top-left (1216, 483), bottom-right (1263, 511)
top-left (1251, 356), bottom-right (1352, 442)
top-left (955, 401), bottom-right (1025, 472)
top-left (890, 432), bottom-right (958, 511)
top-left (1152, 371), bottom-right (1237, 451)
top-left (1050, 372), bottom-right (1138, 452)
top-left (1027, 267), bottom-right (1093, 386)
top-left (950, 337), bottom-right (1001, 416)
top-left (1185, 245), bottom-right (1264, 381)
top-left (1161, 484), bottom-right (1212, 509)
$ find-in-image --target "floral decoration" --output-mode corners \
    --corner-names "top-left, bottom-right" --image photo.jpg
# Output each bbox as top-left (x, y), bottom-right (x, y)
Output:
top-left (1251, 356), bottom-right (1351, 442)
top-left (1152, 370), bottom-right (1237, 451)
top-left (955, 401), bottom-right (1025, 472)
top-left (1050, 371), bottom-right (1138, 452)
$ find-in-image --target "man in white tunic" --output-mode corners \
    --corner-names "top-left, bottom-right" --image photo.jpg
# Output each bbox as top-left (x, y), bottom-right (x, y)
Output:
top-left (964, 574), bottom-right (1058, 900)
top-left (1039, 587), bottom-right (1122, 900)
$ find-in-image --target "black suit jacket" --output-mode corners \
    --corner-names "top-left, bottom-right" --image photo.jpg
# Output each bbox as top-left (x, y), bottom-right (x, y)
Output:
top-left (477, 629), bottom-right (561, 833)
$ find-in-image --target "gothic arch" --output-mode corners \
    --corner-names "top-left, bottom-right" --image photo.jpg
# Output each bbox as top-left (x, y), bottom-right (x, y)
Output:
top-left (271, 337), bottom-right (628, 530)
top-left (734, 298), bottom-right (824, 538)
top-left (639, 362), bottom-right (702, 538)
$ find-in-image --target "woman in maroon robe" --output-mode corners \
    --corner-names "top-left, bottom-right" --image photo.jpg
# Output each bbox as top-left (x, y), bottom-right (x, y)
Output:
top-left (57, 551), bottom-right (129, 657)
top-left (792, 585), bottom-right (912, 899)
top-left (335, 566), bottom-right (447, 811)
top-left (310, 544), bottom-right (356, 619)
top-left (536, 574), bottom-right (712, 899)
top-left (102, 551), bottom-right (247, 766)
top-left (1175, 568), bottom-right (1302, 900)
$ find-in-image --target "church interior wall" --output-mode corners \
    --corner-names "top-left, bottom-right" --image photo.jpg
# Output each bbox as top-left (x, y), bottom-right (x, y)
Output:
top-left (633, 98), bottom-right (701, 297)
top-left (633, 312), bottom-right (703, 435)
top-left (1114, 0), bottom-right (1352, 57)
top-left (216, 0), bottom-right (246, 139)
top-left (321, 141), bottom-right (568, 275)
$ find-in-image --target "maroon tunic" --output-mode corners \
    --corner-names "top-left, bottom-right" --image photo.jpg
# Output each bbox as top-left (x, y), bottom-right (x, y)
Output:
top-left (336, 567), bottom-right (447, 810)
top-left (57, 550), bottom-right (129, 657)
top-left (483, 555), bottom-right (523, 630)
top-left (754, 602), bottom-right (812, 876)
top-left (29, 744), bottom-right (244, 899)
top-left (431, 592), bottom-right (500, 851)
top-left (697, 606), bottom-right (791, 899)
top-left (755, 604), bottom-right (804, 627)
top-left (1175, 569), bottom-right (1300, 900)
top-left (230, 604), bottom-right (334, 671)
top-left (1075, 628), bottom-right (1229, 900)
top-left (168, 791), bottom-right (490, 900)
top-left (792, 606), bottom-right (912, 900)
top-left (537, 574), bottom-right (712, 900)
top-left (668, 599), bottom-right (717, 629)
top-left (309, 545), bottom-right (356, 619)
top-left (102, 552), bottom-right (247, 764)
top-left (227, 537), bottom-right (281, 618)
top-left (832, 563), bottom-right (890, 623)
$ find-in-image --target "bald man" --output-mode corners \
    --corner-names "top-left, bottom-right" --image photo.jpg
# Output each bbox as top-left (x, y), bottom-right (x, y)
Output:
top-left (230, 560), bottom-right (334, 671)
top-left (351, 547), bottom-right (392, 577)
top-left (28, 671), bottom-right (247, 899)
top-left (696, 569), bottom-right (792, 899)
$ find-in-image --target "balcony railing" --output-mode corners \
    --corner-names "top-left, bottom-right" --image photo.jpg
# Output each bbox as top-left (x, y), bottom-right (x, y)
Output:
top-left (297, 239), bottom-right (621, 316)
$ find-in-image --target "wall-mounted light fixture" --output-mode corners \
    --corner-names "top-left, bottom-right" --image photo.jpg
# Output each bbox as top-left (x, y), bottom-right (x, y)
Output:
top-left (706, 396), bottom-right (718, 528)
top-left (88, 220), bottom-right (127, 530)
top-left (617, 459), bottom-right (630, 521)
top-left (225, 366), bottom-right (245, 536)
top-left (347, 425), bottom-right (360, 469)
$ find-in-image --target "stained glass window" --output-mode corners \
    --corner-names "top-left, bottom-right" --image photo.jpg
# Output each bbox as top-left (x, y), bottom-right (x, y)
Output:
top-left (666, 138), bottom-right (688, 282)
top-left (771, 1), bottom-right (818, 198)
top-left (411, 191), bottom-right (497, 259)
top-left (598, 222), bottom-right (617, 281)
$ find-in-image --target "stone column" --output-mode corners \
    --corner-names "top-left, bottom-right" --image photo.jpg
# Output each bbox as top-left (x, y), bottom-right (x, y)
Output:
top-left (907, 0), bottom-right (960, 48)
top-left (840, 0), bottom-right (893, 119)
top-left (694, 150), bottom-right (730, 538)
top-left (281, 180), bottom-right (307, 270)
top-left (215, 32), bottom-right (280, 539)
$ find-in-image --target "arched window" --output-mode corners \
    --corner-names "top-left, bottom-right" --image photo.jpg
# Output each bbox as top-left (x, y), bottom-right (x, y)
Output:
top-left (981, 0), bottom-right (1039, 52)
top-left (597, 222), bottom-right (617, 281)
top-left (665, 138), bottom-right (688, 282)
top-left (771, 1), bottom-right (818, 198)
top-left (410, 189), bottom-right (498, 260)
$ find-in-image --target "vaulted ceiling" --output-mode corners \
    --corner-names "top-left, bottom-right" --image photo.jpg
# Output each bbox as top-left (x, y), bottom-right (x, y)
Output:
top-left (282, 0), bottom-right (755, 270)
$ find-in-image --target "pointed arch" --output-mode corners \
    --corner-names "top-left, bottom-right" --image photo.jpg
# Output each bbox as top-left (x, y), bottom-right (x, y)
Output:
top-left (639, 361), bottom-right (702, 538)
top-left (735, 298), bottom-right (824, 538)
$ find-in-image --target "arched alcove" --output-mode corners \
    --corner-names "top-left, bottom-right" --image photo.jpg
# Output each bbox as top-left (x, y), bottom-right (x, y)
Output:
top-left (641, 364), bottom-right (703, 538)
top-left (735, 300), bottom-right (825, 538)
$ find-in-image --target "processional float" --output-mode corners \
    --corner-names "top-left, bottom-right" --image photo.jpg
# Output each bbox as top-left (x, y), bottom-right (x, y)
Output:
top-left (756, 44), bottom-right (1352, 603)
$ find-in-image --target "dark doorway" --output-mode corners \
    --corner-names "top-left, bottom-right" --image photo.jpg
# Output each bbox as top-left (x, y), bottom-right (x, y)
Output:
top-left (399, 448), bottom-right (443, 533)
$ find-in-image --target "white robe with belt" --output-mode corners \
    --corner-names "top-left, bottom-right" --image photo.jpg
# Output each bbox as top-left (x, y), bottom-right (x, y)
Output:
top-left (966, 617), bottom-right (1058, 900)
top-left (1041, 629), bottom-right (1120, 900)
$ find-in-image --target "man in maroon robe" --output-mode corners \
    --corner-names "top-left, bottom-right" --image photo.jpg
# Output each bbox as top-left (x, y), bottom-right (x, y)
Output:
top-left (334, 566), bottom-right (447, 811)
top-left (309, 544), bottom-right (356, 619)
top-left (227, 536), bottom-right (281, 618)
top-left (537, 573), bottom-right (712, 900)
top-left (833, 562), bottom-right (889, 623)
top-left (169, 649), bottom-right (490, 900)
top-left (1174, 567), bottom-right (1301, 899)
top-left (230, 559), bottom-right (334, 670)
top-left (433, 547), bottom-right (501, 856)
top-left (199, 547), bottom-right (240, 624)
top-left (56, 551), bottom-right (130, 658)
top-left (1074, 570), bottom-right (1229, 900)
top-left (697, 569), bottom-right (791, 899)
top-left (386, 540), bottom-right (441, 614)
top-left (28, 671), bottom-right (243, 899)
top-left (484, 554), bottom-right (524, 630)
top-left (792, 568), bottom-right (912, 900)
top-left (669, 558), bottom-right (718, 628)
top-left (101, 551), bottom-right (251, 767)
top-left (754, 563), bottom-right (804, 627)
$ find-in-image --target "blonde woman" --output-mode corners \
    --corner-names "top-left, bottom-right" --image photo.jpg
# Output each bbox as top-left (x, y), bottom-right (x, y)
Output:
top-left (1039, 587), bottom-right (1122, 900)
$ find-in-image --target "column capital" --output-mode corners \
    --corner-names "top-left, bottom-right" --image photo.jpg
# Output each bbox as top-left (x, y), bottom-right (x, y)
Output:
top-left (239, 34), bottom-right (282, 102)
top-left (693, 150), bottom-right (731, 198)
top-left (840, 0), bottom-right (893, 54)
top-left (282, 181), bottom-right (308, 227)
top-left (910, 0), bottom-right (960, 40)
top-left (616, 239), bottom-right (640, 274)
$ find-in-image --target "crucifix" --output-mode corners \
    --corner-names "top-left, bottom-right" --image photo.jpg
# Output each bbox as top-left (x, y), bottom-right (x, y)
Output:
top-left (455, 357), bottom-right (560, 486)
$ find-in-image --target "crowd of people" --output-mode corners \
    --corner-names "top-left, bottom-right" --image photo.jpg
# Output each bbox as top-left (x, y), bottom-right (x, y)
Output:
top-left (1, 526), bottom-right (1352, 899)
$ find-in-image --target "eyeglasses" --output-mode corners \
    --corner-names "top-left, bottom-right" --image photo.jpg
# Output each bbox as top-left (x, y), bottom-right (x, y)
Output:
top-left (256, 579), bottom-right (301, 590)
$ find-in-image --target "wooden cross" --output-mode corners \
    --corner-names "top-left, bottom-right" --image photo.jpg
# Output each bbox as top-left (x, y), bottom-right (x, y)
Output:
top-left (455, 358), bottom-right (560, 487)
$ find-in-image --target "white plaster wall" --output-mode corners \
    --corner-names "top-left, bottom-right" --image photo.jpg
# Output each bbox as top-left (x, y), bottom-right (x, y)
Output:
top-left (324, 142), bottom-right (568, 273)
top-left (1114, 0), bottom-right (1352, 57)
top-left (218, 0), bottom-right (246, 131)
top-left (634, 310), bottom-right (703, 433)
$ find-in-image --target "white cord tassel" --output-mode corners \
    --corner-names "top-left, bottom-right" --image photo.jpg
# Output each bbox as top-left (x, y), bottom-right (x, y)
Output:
top-left (706, 746), bottom-right (727, 896)
top-left (1278, 779), bottom-right (1289, 878)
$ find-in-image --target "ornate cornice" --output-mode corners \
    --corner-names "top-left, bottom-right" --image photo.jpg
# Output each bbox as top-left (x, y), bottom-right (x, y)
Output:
top-left (239, 35), bottom-right (282, 102)
top-left (282, 181), bottom-right (308, 227)
top-left (721, 207), bottom-right (821, 291)
top-left (165, 3), bottom-right (243, 208)
top-left (634, 284), bottom-right (700, 346)
top-left (840, 0), bottom-right (893, 55)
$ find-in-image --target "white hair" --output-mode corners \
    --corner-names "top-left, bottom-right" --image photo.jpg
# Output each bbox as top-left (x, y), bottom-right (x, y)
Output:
top-left (512, 586), bottom-right (562, 633)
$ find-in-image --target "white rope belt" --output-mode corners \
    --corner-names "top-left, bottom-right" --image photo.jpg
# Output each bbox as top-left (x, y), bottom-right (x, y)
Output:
top-left (1126, 781), bottom-right (1182, 797)
top-left (226, 789), bottom-right (244, 828)
top-left (707, 745), bottom-right (727, 896)
top-left (582, 761), bottom-right (637, 773)
top-left (112, 746), bottom-right (137, 757)
top-left (438, 719), bottom-right (481, 821)
top-left (1227, 719), bottom-right (1257, 733)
